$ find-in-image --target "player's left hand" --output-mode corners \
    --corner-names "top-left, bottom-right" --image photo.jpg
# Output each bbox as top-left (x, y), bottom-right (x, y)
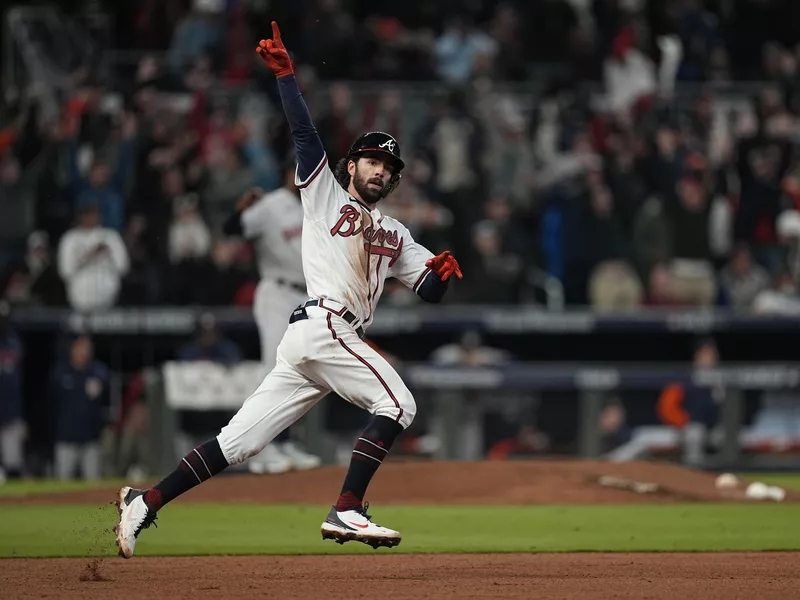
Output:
top-left (256, 22), bottom-right (294, 78)
top-left (426, 250), bottom-right (463, 282)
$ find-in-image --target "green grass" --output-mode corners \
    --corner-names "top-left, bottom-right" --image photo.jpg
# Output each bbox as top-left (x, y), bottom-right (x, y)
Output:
top-left (0, 478), bottom-right (126, 498)
top-left (1, 503), bottom-right (800, 558)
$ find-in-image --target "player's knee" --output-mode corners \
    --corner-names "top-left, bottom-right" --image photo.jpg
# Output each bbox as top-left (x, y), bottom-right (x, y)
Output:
top-left (375, 390), bottom-right (416, 429)
top-left (399, 395), bottom-right (417, 429)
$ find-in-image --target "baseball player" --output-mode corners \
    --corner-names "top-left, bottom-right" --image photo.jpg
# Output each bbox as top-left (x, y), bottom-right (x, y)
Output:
top-left (224, 158), bottom-right (322, 474)
top-left (115, 21), bottom-right (462, 557)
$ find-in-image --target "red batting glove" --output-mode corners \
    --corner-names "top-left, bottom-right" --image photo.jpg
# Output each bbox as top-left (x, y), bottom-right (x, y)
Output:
top-left (425, 250), bottom-right (463, 282)
top-left (256, 21), bottom-right (294, 78)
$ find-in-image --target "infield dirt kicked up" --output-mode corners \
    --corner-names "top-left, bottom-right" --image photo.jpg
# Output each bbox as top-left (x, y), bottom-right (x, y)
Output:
top-left (2, 460), bottom-right (799, 599)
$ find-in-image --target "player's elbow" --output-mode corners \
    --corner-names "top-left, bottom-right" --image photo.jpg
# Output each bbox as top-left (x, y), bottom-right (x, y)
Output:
top-left (416, 273), bottom-right (448, 304)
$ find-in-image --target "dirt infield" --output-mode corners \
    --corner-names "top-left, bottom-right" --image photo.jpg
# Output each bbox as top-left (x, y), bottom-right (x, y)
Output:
top-left (4, 459), bottom-right (792, 506)
top-left (2, 553), bottom-right (799, 599)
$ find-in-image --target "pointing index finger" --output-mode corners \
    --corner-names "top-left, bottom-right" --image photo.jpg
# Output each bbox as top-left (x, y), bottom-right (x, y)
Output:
top-left (272, 21), bottom-right (282, 44)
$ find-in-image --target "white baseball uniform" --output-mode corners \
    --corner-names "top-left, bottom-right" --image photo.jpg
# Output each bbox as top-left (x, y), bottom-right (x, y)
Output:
top-left (217, 155), bottom-right (437, 465)
top-left (240, 187), bottom-right (307, 371)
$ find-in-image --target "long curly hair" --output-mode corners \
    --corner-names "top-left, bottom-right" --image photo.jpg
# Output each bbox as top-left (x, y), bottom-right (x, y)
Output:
top-left (333, 157), bottom-right (351, 190)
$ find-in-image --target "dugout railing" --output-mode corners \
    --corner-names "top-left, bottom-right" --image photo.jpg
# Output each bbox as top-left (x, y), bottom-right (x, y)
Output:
top-left (140, 359), bottom-right (800, 475)
top-left (11, 305), bottom-right (800, 475)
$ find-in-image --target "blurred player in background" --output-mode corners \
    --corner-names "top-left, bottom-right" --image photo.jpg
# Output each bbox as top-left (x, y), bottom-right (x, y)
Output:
top-left (0, 301), bottom-right (25, 483)
top-left (223, 157), bottom-right (321, 474)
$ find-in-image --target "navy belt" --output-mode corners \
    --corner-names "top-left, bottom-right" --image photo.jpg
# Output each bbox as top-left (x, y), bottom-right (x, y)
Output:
top-left (289, 299), bottom-right (365, 339)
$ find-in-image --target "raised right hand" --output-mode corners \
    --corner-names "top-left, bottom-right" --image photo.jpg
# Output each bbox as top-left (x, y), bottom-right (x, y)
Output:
top-left (256, 22), bottom-right (294, 78)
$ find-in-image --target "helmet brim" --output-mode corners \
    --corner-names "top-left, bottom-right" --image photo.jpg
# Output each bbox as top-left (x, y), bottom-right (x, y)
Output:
top-left (349, 148), bottom-right (405, 172)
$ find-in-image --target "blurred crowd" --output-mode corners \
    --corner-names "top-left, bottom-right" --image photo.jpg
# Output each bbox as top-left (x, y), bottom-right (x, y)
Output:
top-left (3, 0), bottom-right (800, 316)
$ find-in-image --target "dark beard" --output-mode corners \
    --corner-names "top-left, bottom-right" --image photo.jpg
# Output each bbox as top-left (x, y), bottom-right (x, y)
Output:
top-left (352, 172), bottom-right (386, 203)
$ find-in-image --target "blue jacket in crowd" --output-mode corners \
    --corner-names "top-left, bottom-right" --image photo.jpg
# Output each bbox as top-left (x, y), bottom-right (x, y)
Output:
top-left (0, 331), bottom-right (23, 426)
top-left (50, 359), bottom-right (110, 444)
top-left (178, 339), bottom-right (242, 365)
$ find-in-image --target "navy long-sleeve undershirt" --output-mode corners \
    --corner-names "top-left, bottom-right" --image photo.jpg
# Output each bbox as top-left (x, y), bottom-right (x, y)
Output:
top-left (276, 75), bottom-right (326, 181)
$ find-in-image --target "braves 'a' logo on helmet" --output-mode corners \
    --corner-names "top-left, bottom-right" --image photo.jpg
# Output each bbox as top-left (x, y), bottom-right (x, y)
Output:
top-left (378, 138), bottom-right (396, 153)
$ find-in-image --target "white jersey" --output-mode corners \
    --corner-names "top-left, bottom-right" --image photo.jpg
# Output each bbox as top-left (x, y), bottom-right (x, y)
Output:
top-left (296, 154), bottom-right (435, 329)
top-left (57, 225), bottom-right (130, 312)
top-left (241, 187), bottom-right (305, 285)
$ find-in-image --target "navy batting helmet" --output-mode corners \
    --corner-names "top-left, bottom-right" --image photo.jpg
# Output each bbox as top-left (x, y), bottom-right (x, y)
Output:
top-left (347, 131), bottom-right (405, 172)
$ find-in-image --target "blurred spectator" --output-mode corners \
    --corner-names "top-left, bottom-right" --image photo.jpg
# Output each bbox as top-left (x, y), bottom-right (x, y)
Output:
top-left (0, 137), bottom-right (49, 253)
top-left (431, 330), bottom-right (512, 367)
top-left (67, 112), bottom-right (136, 233)
top-left (608, 337), bottom-right (723, 465)
top-left (179, 313), bottom-right (241, 363)
top-left (776, 208), bottom-right (800, 282)
top-left (236, 116), bottom-right (280, 192)
top-left (169, 194), bottom-right (212, 265)
top-left (302, 0), bottom-right (359, 80)
top-left (201, 239), bottom-right (256, 306)
top-left (0, 89), bottom-right (66, 250)
top-left (604, 25), bottom-right (657, 116)
top-left (419, 89), bottom-right (485, 261)
top-left (50, 333), bottom-right (110, 481)
top-left (57, 203), bottom-right (130, 313)
top-left (434, 15), bottom-right (498, 84)
top-left (1, 231), bottom-right (66, 307)
top-left (488, 3), bottom-right (526, 81)
top-left (109, 371), bottom-right (150, 481)
top-left (666, 178), bottom-right (716, 306)
top-left (0, 301), bottom-right (25, 480)
top-left (166, 193), bottom-right (213, 304)
top-left (473, 81), bottom-right (536, 209)
top-left (719, 243), bottom-right (770, 310)
top-left (381, 155), bottom-right (453, 250)
top-left (203, 146), bottom-right (255, 233)
top-left (645, 261), bottom-right (683, 307)
top-left (167, 0), bottom-right (224, 81)
top-left (644, 124), bottom-right (685, 200)
top-left (120, 214), bottom-right (160, 306)
top-left (224, 2), bottom-right (257, 86)
top-left (735, 88), bottom-right (793, 271)
top-left (459, 220), bottom-right (523, 303)
top-left (672, 0), bottom-right (724, 82)
top-left (656, 337), bottom-right (723, 466)
top-left (175, 314), bottom-right (242, 456)
top-left (752, 269), bottom-right (800, 315)
top-left (563, 170), bottom-right (628, 304)
top-left (589, 260), bottom-right (644, 310)
top-left (632, 198), bottom-right (674, 279)
top-left (317, 83), bottom-right (356, 162)
top-left (430, 331), bottom-right (525, 460)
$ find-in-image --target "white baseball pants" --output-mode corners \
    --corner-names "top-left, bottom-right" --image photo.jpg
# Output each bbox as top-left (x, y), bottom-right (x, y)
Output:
top-left (217, 301), bottom-right (416, 465)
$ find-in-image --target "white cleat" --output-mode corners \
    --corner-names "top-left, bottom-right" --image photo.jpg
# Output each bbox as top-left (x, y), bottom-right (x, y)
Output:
top-left (321, 502), bottom-right (401, 549)
top-left (280, 441), bottom-right (322, 471)
top-left (248, 444), bottom-right (293, 475)
top-left (114, 486), bottom-right (157, 559)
